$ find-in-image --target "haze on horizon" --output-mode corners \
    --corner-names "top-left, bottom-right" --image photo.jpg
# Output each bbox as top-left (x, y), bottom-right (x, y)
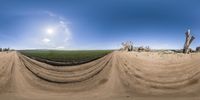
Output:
top-left (0, 0), bottom-right (200, 50)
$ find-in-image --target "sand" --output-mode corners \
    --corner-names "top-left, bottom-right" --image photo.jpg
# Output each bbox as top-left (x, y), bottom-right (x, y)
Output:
top-left (0, 51), bottom-right (200, 100)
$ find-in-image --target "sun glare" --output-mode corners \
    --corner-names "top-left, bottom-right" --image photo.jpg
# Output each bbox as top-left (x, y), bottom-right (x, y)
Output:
top-left (46, 28), bottom-right (54, 34)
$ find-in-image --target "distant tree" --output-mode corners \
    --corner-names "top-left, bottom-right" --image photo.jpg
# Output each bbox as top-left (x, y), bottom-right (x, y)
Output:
top-left (3, 48), bottom-right (10, 52)
top-left (121, 41), bottom-right (133, 51)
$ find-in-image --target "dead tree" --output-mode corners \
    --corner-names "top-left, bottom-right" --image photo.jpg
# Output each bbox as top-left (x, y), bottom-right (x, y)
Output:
top-left (196, 46), bottom-right (200, 52)
top-left (121, 42), bottom-right (127, 51)
top-left (183, 29), bottom-right (195, 54)
top-left (121, 41), bottom-right (133, 51)
top-left (128, 41), bottom-right (133, 51)
top-left (145, 46), bottom-right (151, 52)
top-left (138, 46), bottom-right (145, 52)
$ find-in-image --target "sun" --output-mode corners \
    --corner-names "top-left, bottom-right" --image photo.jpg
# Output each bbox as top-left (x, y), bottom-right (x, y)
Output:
top-left (46, 28), bottom-right (54, 34)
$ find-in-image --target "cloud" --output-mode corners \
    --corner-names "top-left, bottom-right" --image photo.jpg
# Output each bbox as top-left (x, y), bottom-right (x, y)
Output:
top-left (56, 46), bottom-right (65, 49)
top-left (42, 38), bottom-right (50, 43)
top-left (44, 11), bottom-right (57, 17)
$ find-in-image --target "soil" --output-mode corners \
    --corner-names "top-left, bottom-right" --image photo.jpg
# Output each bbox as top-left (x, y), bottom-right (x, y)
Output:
top-left (0, 51), bottom-right (200, 100)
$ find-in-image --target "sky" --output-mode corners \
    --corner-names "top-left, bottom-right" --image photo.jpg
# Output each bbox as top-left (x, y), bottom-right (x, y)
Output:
top-left (0, 0), bottom-right (200, 50)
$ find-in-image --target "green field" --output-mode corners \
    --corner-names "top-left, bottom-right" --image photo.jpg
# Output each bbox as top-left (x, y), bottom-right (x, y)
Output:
top-left (19, 50), bottom-right (113, 65)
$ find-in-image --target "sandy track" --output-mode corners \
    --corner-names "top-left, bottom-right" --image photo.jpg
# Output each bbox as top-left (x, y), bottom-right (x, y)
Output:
top-left (117, 52), bottom-right (200, 95)
top-left (0, 51), bottom-right (200, 100)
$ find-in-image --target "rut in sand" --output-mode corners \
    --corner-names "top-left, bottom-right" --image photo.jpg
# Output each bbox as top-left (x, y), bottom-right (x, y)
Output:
top-left (1, 51), bottom-right (200, 100)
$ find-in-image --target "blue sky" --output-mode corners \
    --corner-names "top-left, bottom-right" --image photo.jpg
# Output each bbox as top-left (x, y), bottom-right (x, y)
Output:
top-left (0, 0), bottom-right (200, 50)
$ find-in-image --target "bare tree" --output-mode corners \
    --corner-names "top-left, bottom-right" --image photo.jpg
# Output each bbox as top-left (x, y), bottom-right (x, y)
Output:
top-left (121, 41), bottom-right (133, 51)
top-left (183, 29), bottom-right (195, 54)
top-left (196, 46), bottom-right (200, 52)
top-left (145, 46), bottom-right (150, 52)
top-left (138, 46), bottom-right (144, 52)
top-left (3, 48), bottom-right (10, 52)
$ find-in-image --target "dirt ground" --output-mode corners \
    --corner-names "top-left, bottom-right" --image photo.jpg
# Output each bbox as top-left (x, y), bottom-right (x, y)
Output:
top-left (0, 51), bottom-right (200, 100)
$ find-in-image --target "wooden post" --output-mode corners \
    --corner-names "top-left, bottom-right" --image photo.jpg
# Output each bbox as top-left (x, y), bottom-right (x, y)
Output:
top-left (183, 29), bottom-right (195, 54)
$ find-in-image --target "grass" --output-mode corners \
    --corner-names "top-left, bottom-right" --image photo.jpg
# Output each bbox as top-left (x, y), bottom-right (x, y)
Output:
top-left (19, 50), bottom-right (113, 65)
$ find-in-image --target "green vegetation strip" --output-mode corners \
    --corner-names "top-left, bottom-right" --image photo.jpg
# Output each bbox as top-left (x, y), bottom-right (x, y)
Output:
top-left (19, 50), bottom-right (113, 66)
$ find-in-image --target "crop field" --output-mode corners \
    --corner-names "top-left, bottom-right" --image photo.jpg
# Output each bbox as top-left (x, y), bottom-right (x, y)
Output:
top-left (19, 50), bottom-right (113, 65)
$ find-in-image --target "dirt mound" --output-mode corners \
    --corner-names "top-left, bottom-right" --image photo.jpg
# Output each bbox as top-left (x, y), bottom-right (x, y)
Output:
top-left (0, 51), bottom-right (200, 100)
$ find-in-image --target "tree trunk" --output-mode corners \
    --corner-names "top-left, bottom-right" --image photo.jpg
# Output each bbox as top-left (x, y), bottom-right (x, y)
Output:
top-left (183, 29), bottom-right (195, 54)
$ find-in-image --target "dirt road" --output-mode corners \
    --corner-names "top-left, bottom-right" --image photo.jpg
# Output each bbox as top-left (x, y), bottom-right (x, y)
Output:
top-left (0, 51), bottom-right (200, 100)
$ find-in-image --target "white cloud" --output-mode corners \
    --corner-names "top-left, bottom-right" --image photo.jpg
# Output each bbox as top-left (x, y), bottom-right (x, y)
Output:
top-left (59, 21), bottom-right (64, 24)
top-left (44, 11), bottom-right (56, 17)
top-left (56, 46), bottom-right (65, 49)
top-left (42, 38), bottom-right (50, 43)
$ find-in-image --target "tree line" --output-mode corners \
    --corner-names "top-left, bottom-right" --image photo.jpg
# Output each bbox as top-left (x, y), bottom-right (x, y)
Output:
top-left (0, 48), bottom-right (10, 52)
